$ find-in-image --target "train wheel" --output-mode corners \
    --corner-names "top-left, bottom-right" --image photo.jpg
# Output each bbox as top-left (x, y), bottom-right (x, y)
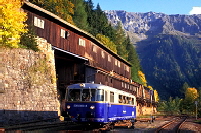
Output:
top-left (109, 123), bottom-right (115, 130)
top-left (104, 122), bottom-right (115, 130)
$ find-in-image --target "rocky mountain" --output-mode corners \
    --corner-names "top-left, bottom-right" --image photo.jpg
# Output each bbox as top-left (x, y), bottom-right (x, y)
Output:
top-left (105, 10), bottom-right (201, 43)
top-left (105, 10), bottom-right (201, 100)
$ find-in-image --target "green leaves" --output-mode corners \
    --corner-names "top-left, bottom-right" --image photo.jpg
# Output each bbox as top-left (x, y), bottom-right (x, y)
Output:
top-left (20, 25), bottom-right (39, 51)
top-left (158, 97), bottom-right (182, 115)
top-left (96, 33), bottom-right (117, 53)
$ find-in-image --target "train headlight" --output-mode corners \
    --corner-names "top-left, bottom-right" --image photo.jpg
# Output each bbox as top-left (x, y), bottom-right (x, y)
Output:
top-left (90, 105), bottom-right (95, 109)
top-left (67, 105), bottom-right (70, 109)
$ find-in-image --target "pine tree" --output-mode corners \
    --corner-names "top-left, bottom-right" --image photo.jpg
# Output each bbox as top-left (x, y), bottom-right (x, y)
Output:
top-left (125, 36), bottom-right (143, 84)
top-left (180, 82), bottom-right (189, 98)
top-left (94, 4), bottom-right (108, 34)
top-left (104, 23), bottom-right (116, 42)
top-left (84, 0), bottom-right (95, 33)
top-left (114, 22), bottom-right (127, 59)
top-left (70, 0), bottom-right (88, 30)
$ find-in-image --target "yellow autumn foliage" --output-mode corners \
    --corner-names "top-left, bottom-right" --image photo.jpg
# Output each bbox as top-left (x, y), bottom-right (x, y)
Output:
top-left (154, 89), bottom-right (159, 102)
top-left (0, 0), bottom-right (27, 48)
top-left (50, 0), bottom-right (74, 25)
top-left (185, 87), bottom-right (199, 101)
top-left (147, 85), bottom-right (159, 102)
top-left (138, 70), bottom-right (147, 86)
top-left (96, 33), bottom-right (117, 53)
top-left (147, 85), bottom-right (153, 90)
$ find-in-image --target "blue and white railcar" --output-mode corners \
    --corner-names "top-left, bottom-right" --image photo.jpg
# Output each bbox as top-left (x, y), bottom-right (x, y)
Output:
top-left (64, 83), bottom-right (136, 125)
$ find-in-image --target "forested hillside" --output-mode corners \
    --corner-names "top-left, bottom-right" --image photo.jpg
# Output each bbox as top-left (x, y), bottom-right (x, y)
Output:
top-left (105, 10), bottom-right (201, 100)
top-left (138, 35), bottom-right (201, 99)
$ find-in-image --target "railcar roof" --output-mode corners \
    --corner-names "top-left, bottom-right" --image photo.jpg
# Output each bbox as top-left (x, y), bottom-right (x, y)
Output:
top-left (67, 83), bottom-right (112, 89)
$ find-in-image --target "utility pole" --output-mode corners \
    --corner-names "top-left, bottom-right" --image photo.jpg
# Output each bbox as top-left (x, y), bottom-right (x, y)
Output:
top-left (195, 101), bottom-right (198, 120)
top-left (150, 90), bottom-right (154, 122)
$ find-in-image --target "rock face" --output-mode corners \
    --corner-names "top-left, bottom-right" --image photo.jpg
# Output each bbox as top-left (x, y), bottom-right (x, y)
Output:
top-left (105, 10), bottom-right (201, 42)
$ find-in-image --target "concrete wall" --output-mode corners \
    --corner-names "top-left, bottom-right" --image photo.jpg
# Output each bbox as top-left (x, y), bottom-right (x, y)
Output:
top-left (0, 38), bottom-right (60, 126)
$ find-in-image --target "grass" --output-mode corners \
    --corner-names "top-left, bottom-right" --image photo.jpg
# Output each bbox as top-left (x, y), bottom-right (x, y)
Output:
top-left (194, 120), bottom-right (201, 124)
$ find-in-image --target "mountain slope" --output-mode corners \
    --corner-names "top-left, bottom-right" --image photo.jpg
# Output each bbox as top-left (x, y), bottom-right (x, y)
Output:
top-left (105, 10), bottom-right (201, 42)
top-left (105, 10), bottom-right (201, 99)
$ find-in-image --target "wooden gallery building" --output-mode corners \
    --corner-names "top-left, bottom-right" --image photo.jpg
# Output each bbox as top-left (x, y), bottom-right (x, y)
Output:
top-left (22, 2), bottom-right (156, 116)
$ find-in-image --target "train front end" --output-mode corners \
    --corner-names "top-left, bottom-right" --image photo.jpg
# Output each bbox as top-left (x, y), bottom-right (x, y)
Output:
top-left (64, 83), bottom-right (107, 123)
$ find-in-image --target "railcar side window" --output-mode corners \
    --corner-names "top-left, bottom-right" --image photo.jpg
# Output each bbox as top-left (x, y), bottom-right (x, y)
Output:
top-left (123, 96), bottom-right (127, 104)
top-left (105, 91), bottom-right (108, 102)
top-left (132, 98), bottom-right (134, 105)
top-left (68, 89), bottom-right (80, 101)
top-left (110, 92), bottom-right (114, 103)
top-left (125, 97), bottom-right (129, 104)
top-left (91, 89), bottom-right (96, 101)
top-left (119, 95), bottom-right (123, 103)
top-left (128, 97), bottom-right (132, 104)
top-left (96, 89), bottom-right (104, 101)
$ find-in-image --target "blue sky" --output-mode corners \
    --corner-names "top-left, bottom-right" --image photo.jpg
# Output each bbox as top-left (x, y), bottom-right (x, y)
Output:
top-left (92, 0), bottom-right (201, 15)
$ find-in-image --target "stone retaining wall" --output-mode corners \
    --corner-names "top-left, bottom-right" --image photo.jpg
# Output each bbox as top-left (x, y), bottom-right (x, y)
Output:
top-left (0, 38), bottom-right (60, 126)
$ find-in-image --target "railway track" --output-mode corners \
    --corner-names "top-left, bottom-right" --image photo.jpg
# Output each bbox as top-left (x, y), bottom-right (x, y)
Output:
top-left (155, 116), bottom-right (187, 133)
top-left (5, 116), bottom-right (189, 132)
top-left (5, 120), bottom-right (81, 131)
top-left (5, 120), bottom-right (111, 132)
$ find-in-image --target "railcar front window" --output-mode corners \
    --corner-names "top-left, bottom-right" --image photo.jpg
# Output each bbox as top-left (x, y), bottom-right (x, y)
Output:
top-left (68, 89), bottom-right (80, 101)
top-left (82, 89), bottom-right (91, 101)
top-left (81, 89), bottom-right (95, 101)
top-left (67, 88), bottom-right (104, 102)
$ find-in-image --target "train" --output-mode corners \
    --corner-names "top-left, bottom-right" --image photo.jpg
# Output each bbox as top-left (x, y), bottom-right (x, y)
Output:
top-left (64, 83), bottom-right (137, 129)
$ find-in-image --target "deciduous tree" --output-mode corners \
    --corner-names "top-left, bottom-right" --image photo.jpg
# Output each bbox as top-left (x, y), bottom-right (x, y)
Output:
top-left (154, 89), bottom-right (159, 102)
top-left (138, 71), bottom-right (147, 87)
top-left (1, 0), bottom-right (27, 48)
top-left (157, 97), bottom-right (182, 115)
top-left (185, 87), bottom-right (199, 101)
top-left (182, 87), bottom-right (199, 112)
top-left (29, 0), bottom-right (75, 24)
top-left (96, 33), bottom-right (117, 53)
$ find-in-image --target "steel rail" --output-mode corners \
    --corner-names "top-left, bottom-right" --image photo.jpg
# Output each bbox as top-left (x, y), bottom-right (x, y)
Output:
top-left (155, 116), bottom-right (187, 133)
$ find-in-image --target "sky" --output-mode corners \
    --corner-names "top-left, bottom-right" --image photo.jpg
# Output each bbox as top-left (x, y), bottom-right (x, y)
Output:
top-left (92, 0), bottom-right (201, 15)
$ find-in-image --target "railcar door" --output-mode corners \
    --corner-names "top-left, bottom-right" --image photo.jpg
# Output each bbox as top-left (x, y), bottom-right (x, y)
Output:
top-left (107, 91), bottom-right (117, 122)
top-left (104, 90), bottom-right (109, 122)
